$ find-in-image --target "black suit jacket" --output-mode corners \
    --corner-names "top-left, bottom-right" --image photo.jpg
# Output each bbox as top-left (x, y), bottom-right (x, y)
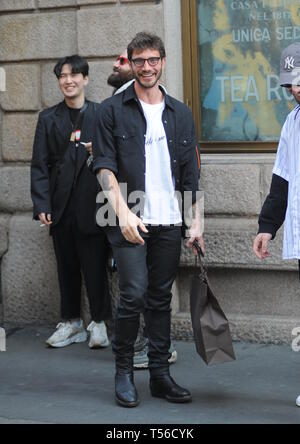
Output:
top-left (31, 100), bottom-right (102, 235)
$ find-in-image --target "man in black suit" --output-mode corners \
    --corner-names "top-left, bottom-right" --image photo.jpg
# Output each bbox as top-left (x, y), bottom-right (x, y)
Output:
top-left (31, 55), bottom-right (111, 349)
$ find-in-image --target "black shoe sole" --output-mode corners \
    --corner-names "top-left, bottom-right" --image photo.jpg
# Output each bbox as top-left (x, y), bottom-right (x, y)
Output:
top-left (115, 395), bottom-right (140, 408)
top-left (151, 391), bottom-right (192, 403)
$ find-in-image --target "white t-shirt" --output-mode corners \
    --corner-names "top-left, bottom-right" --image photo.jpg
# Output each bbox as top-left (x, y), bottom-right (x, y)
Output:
top-left (139, 99), bottom-right (182, 225)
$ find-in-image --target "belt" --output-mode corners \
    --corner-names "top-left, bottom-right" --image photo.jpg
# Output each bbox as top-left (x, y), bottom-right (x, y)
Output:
top-left (144, 223), bottom-right (181, 227)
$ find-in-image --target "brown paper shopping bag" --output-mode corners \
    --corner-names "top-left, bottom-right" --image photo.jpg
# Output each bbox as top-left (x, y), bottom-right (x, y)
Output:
top-left (189, 241), bottom-right (236, 365)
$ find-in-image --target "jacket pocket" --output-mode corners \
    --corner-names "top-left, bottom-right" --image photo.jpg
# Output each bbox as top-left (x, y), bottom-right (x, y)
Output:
top-left (113, 130), bottom-right (138, 154)
top-left (113, 130), bottom-right (136, 140)
top-left (178, 137), bottom-right (192, 165)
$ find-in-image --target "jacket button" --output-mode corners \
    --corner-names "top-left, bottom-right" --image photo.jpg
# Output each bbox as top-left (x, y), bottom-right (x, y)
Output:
top-left (169, 139), bottom-right (172, 143)
top-left (173, 159), bottom-right (177, 163)
top-left (164, 120), bottom-right (167, 124)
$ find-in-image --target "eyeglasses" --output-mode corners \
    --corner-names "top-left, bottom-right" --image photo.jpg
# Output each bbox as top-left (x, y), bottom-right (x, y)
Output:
top-left (131, 57), bottom-right (161, 67)
top-left (116, 56), bottom-right (129, 66)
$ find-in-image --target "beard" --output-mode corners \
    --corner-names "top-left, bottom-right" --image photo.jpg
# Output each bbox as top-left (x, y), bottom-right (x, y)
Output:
top-left (134, 67), bottom-right (162, 89)
top-left (107, 71), bottom-right (133, 89)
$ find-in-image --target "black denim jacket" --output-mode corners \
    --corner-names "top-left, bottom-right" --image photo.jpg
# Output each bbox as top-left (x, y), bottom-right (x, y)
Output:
top-left (92, 83), bottom-right (200, 245)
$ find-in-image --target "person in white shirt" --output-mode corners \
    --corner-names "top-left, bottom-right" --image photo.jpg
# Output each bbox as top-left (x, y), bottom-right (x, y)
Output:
top-left (93, 32), bottom-right (203, 407)
top-left (253, 42), bottom-right (300, 407)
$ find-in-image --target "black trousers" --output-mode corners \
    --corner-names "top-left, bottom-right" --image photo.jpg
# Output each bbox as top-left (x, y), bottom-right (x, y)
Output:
top-left (51, 209), bottom-right (111, 323)
top-left (112, 226), bottom-right (181, 374)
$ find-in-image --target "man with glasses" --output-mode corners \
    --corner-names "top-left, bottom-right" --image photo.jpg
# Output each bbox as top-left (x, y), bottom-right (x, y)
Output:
top-left (93, 32), bottom-right (203, 407)
top-left (105, 48), bottom-right (178, 371)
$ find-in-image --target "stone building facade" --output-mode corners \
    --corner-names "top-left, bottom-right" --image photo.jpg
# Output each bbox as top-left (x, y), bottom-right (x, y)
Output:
top-left (0, 0), bottom-right (299, 343)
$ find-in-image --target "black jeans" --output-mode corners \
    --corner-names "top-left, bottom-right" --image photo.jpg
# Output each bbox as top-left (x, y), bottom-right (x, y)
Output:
top-left (112, 226), bottom-right (181, 374)
top-left (52, 209), bottom-right (111, 323)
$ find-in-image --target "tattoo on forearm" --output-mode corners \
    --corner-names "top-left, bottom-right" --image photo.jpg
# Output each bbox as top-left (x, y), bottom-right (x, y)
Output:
top-left (100, 170), bottom-right (114, 192)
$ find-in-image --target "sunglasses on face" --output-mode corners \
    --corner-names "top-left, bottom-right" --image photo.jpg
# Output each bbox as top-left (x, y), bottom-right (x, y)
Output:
top-left (116, 56), bottom-right (129, 66)
top-left (131, 57), bottom-right (161, 67)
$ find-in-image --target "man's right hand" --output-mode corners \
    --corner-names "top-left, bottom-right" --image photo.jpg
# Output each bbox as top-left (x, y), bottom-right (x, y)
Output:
top-left (120, 210), bottom-right (148, 245)
top-left (253, 233), bottom-right (272, 259)
top-left (38, 213), bottom-right (52, 226)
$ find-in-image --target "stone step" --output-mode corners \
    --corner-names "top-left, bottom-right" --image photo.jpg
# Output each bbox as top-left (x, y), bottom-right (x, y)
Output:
top-left (172, 312), bottom-right (299, 345)
top-left (171, 266), bottom-right (300, 344)
top-left (176, 267), bottom-right (300, 317)
top-left (181, 217), bottom-right (297, 271)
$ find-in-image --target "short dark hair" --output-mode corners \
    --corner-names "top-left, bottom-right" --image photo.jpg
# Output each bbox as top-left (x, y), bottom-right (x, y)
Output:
top-left (53, 55), bottom-right (89, 78)
top-left (127, 32), bottom-right (166, 61)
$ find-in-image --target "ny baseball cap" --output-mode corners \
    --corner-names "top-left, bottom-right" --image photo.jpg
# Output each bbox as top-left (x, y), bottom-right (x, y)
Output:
top-left (279, 42), bottom-right (300, 86)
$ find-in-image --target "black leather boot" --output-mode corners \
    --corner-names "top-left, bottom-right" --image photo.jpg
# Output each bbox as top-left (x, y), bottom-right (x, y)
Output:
top-left (150, 374), bottom-right (192, 403)
top-left (113, 317), bottom-right (140, 408)
top-left (115, 372), bottom-right (140, 407)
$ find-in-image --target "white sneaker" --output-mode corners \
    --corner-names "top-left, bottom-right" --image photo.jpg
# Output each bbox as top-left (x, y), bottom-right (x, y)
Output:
top-left (87, 321), bottom-right (110, 349)
top-left (296, 395), bottom-right (300, 407)
top-left (46, 320), bottom-right (87, 348)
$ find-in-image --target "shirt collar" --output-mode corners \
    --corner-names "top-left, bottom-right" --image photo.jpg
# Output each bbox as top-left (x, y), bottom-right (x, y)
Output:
top-left (123, 81), bottom-right (175, 110)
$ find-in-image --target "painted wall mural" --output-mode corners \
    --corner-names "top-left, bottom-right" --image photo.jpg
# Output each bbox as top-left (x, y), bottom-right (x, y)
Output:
top-left (198, 0), bottom-right (300, 141)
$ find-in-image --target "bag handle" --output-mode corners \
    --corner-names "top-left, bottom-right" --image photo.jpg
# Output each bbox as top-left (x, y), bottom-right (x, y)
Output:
top-left (192, 240), bottom-right (207, 278)
top-left (192, 239), bottom-right (204, 257)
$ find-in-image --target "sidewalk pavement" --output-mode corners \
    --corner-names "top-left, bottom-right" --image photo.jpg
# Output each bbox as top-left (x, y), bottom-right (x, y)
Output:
top-left (0, 325), bottom-right (299, 424)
